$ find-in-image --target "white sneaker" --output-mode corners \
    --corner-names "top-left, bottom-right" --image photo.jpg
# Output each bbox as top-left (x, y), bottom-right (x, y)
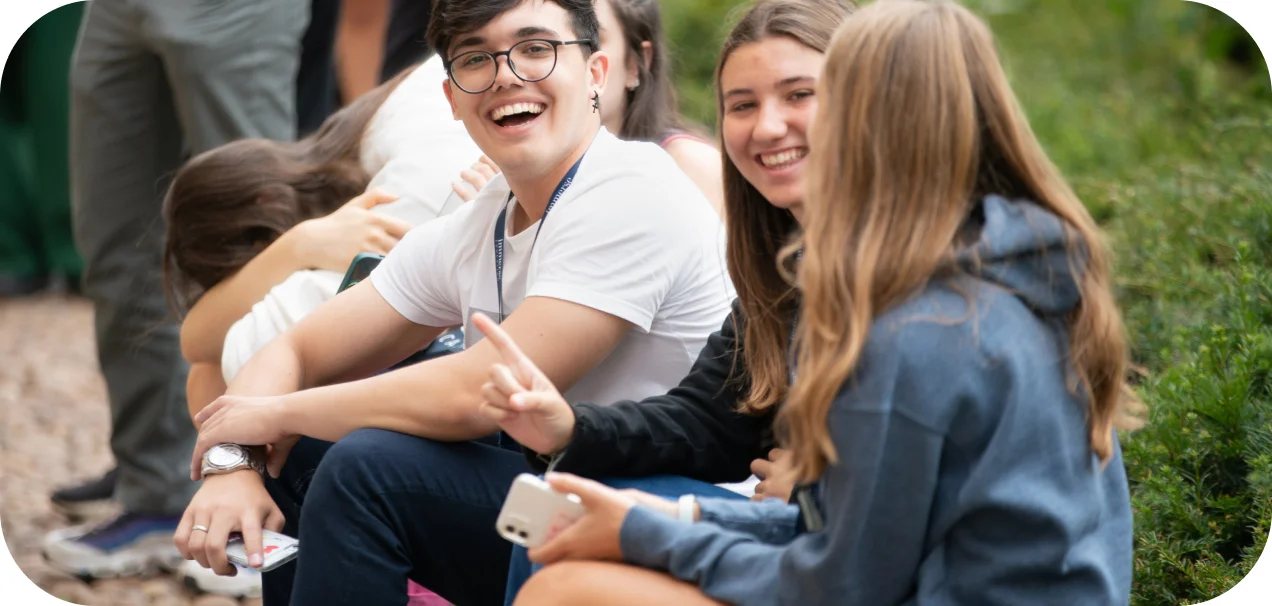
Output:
top-left (41, 512), bottom-right (184, 579)
top-left (179, 559), bottom-right (263, 599)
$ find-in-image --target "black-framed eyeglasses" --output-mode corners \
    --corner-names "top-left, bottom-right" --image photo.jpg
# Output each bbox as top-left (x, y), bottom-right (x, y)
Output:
top-left (444, 38), bottom-right (596, 94)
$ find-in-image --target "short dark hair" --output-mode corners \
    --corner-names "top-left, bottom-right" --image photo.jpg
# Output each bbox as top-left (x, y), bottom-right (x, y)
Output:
top-left (427, 0), bottom-right (600, 63)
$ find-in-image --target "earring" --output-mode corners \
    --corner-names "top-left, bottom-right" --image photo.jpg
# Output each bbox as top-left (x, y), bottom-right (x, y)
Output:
top-left (628, 78), bottom-right (640, 91)
top-left (592, 92), bottom-right (601, 113)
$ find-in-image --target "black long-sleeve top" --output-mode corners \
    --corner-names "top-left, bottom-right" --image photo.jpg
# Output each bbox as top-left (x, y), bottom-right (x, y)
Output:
top-left (526, 300), bottom-right (778, 483)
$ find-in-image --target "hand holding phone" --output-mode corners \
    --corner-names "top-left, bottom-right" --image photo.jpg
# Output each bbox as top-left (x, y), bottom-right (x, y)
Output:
top-left (496, 474), bottom-right (585, 549)
top-left (226, 529), bottom-right (299, 572)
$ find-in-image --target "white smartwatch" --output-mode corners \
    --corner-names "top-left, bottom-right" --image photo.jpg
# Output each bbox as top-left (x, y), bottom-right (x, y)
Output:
top-left (678, 494), bottom-right (697, 524)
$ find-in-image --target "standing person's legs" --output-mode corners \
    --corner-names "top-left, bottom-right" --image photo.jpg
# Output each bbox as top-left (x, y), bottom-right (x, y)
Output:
top-left (44, 0), bottom-right (191, 577)
top-left (70, 0), bottom-right (189, 520)
top-left (261, 429), bottom-right (529, 606)
top-left (46, 0), bottom-right (309, 580)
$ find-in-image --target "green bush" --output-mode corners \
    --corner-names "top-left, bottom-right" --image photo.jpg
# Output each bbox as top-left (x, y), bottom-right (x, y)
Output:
top-left (1111, 158), bottom-right (1272, 604)
top-left (660, 0), bottom-right (1272, 602)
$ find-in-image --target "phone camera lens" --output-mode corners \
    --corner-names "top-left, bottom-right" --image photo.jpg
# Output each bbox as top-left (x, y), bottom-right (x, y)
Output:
top-left (517, 530), bottom-right (529, 539)
top-left (505, 525), bottom-right (516, 533)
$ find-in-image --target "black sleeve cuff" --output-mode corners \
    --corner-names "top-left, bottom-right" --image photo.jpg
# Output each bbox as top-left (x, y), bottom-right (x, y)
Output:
top-left (522, 402), bottom-right (611, 475)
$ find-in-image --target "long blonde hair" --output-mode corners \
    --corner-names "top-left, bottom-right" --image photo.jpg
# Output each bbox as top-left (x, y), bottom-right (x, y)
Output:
top-left (716, 0), bottom-right (855, 414)
top-left (781, 0), bottom-right (1142, 482)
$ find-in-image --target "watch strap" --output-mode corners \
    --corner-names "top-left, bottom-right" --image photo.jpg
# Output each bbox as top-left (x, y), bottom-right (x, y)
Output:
top-left (201, 444), bottom-right (267, 478)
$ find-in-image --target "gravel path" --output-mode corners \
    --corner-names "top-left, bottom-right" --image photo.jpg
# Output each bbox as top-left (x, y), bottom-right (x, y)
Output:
top-left (1, 293), bottom-right (259, 606)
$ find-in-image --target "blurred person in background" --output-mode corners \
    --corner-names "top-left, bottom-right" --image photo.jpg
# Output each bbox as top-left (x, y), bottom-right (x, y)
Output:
top-left (381, 0), bottom-right (436, 82)
top-left (40, 0), bottom-right (311, 588)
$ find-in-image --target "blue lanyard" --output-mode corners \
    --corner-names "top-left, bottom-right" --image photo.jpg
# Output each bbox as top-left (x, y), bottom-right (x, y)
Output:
top-left (492, 154), bottom-right (585, 323)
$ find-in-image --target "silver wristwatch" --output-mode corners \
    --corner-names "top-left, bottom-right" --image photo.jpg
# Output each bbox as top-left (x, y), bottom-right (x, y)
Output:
top-left (201, 443), bottom-right (265, 478)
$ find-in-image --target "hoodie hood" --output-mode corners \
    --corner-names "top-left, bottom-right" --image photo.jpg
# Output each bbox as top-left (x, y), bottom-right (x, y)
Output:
top-left (955, 195), bottom-right (1084, 316)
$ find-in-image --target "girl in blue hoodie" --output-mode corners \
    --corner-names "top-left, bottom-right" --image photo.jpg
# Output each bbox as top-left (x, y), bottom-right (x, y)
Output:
top-left (492, 1), bottom-right (1144, 604)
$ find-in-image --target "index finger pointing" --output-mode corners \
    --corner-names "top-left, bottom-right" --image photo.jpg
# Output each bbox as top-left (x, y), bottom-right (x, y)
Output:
top-left (472, 313), bottom-right (532, 366)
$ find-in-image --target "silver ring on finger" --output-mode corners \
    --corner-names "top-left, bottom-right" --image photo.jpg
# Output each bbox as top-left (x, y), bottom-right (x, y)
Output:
top-left (192, 525), bottom-right (210, 533)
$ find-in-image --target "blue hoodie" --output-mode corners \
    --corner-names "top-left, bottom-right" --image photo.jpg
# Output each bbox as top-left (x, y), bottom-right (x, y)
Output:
top-left (619, 195), bottom-right (1134, 605)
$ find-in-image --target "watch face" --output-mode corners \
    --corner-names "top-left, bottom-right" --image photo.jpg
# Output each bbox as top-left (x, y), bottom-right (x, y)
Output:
top-left (208, 445), bottom-right (246, 468)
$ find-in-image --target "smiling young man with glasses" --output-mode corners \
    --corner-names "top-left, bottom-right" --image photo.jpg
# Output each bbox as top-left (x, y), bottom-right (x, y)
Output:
top-left (169, 0), bottom-right (733, 604)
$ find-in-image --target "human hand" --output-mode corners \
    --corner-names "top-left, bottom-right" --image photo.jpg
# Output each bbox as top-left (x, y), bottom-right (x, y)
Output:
top-left (191, 395), bottom-right (292, 481)
top-left (451, 155), bottom-right (501, 202)
top-left (265, 435), bottom-right (301, 479)
top-left (173, 471), bottom-right (284, 576)
top-left (472, 313), bottom-right (575, 456)
top-left (615, 489), bottom-right (689, 521)
top-left (751, 448), bottom-right (794, 502)
top-left (293, 189), bottom-right (411, 272)
top-left (527, 473), bottom-right (634, 565)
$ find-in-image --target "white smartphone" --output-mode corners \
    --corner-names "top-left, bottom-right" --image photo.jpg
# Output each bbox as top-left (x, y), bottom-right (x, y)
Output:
top-left (225, 529), bottom-right (300, 573)
top-left (496, 474), bottom-right (585, 549)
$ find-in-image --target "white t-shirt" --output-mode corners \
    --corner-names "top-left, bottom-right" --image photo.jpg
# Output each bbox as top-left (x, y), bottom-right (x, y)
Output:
top-left (370, 127), bottom-right (735, 407)
top-left (221, 56), bottom-right (482, 382)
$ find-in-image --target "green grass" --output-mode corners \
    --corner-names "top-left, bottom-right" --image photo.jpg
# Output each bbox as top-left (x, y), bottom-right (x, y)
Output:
top-left (661, 0), bottom-right (1272, 602)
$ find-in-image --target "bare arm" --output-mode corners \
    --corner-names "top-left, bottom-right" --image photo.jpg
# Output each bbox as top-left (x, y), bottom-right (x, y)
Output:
top-left (271, 295), bottom-right (633, 443)
top-left (179, 230), bottom-right (305, 364)
top-left (664, 137), bottom-right (726, 220)
top-left (221, 278), bottom-right (442, 401)
top-left (187, 362), bottom-right (229, 421)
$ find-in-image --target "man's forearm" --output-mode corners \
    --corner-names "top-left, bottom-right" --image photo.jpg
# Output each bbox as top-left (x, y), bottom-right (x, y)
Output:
top-left (275, 352), bottom-right (499, 443)
top-left (224, 336), bottom-right (306, 398)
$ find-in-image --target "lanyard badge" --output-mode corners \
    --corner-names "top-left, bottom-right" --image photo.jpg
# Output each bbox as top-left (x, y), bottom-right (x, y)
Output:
top-left (492, 154), bottom-right (585, 324)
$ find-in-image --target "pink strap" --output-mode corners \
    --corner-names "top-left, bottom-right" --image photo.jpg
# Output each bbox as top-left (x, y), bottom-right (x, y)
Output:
top-left (659, 132), bottom-right (704, 149)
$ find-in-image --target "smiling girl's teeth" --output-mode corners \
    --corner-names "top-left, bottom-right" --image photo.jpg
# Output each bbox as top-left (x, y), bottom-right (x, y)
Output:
top-left (491, 103), bottom-right (546, 121)
top-left (760, 149), bottom-right (807, 167)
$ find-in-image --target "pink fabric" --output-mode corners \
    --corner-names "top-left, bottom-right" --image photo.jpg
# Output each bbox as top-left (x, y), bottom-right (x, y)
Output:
top-left (407, 579), bottom-right (452, 606)
top-left (659, 132), bottom-right (704, 149)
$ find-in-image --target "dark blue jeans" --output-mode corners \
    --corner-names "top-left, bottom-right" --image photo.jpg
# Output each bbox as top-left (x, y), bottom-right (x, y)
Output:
top-left (502, 475), bottom-right (750, 605)
top-left (262, 429), bottom-right (528, 606)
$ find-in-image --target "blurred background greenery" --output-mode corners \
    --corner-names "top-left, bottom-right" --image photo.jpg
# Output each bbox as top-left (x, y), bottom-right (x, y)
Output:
top-left (661, 1), bottom-right (1270, 603)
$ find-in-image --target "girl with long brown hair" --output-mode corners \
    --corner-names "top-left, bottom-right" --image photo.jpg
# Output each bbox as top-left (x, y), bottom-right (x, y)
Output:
top-left (493, 1), bottom-right (1141, 604)
top-left (475, 0), bottom-right (853, 602)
